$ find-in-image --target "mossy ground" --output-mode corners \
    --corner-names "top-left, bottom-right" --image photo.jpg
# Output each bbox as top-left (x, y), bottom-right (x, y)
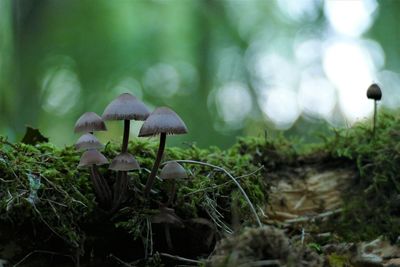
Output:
top-left (1, 111), bottom-right (400, 266)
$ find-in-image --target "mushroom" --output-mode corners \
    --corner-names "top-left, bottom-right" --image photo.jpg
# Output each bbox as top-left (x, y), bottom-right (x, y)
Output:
top-left (74, 112), bottom-right (111, 207)
top-left (102, 93), bottom-right (150, 153)
top-left (138, 107), bottom-right (188, 197)
top-left (160, 161), bottom-right (188, 206)
top-left (102, 93), bottom-right (150, 206)
top-left (75, 133), bottom-right (103, 151)
top-left (78, 149), bottom-right (111, 207)
top-left (109, 152), bottom-right (140, 211)
top-left (151, 206), bottom-right (184, 250)
top-left (366, 83), bottom-right (382, 136)
top-left (74, 112), bottom-right (107, 133)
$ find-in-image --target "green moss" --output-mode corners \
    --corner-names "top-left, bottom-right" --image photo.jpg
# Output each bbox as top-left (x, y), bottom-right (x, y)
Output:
top-left (2, 111), bottom-right (400, 264)
top-left (0, 136), bottom-right (266, 264)
top-left (327, 253), bottom-right (352, 267)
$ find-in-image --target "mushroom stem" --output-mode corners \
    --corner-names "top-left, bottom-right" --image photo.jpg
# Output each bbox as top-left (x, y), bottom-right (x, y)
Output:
top-left (373, 100), bottom-right (377, 136)
top-left (164, 224), bottom-right (173, 250)
top-left (166, 181), bottom-right (176, 206)
top-left (90, 165), bottom-right (107, 206)
top-left (93, 165), bottom-right (112, 207)
top-left (144, 133), bottom-right (166, 197)
top-left (112, 171), bottom-right (129, 211)
top-left (122, 120), bottom-right (130, 153)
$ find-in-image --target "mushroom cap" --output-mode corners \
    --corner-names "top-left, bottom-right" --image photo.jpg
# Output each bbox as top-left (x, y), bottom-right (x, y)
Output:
top-left (160, 161), bottom-right (187, 180)
top-left (78, 149), bottom-right (108, 168)
top-left (151, 207), bottom-right (184, 227)
top-left (74, 112), bottom-right (107, 133)
top-left (109, 152), bottom-right (140, 171)
top-left (367, 83), bottom-right (382, 100)
top-left (75, 133), bottom-right (103, 151)
top-left (138, 107), bottom-right (188, 137)
top-left (102, 93), bottom-right (150, 121)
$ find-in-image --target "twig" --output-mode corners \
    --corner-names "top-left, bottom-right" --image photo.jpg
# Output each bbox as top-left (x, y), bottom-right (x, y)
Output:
top-left (164, 160), bottom-right (263, 227)
top-left (238, 259), bottom-right (281, 267)
top-left (108, 254), bottom-right (133, 267)
top-left (159, 252), bottom-right (203, 264)
top-left (13, 250), bottom-right (75, 267)
top-left (284, 208), bottom-right (342, 224)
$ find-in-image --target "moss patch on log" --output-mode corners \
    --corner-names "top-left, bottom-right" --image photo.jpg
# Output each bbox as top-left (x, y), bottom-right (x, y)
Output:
top-left (1, 111), bottom-right (400, 265)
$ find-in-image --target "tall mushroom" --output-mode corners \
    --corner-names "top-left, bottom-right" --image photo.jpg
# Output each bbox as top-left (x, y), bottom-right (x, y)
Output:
top-left (367, 83), bottom-right (382, 136)
top-left (78, 149), bottom-right (110, 207)
top-left (102, 93), bottom-right (150, 153)
top-left (139, 107), bottom-right (188, 197)
top-left (102, 93), bottom-right (150, 205)
top-left (109, 152), bottom-right (140, 211)
top-left (160, 161), bottom-right (188, 206)
top-left (74, 112), bottom-right (111, 207)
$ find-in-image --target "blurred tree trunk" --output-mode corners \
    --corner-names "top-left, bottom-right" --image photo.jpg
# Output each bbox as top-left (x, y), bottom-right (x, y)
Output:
top-left (11, 0), bottom-right (44, 138)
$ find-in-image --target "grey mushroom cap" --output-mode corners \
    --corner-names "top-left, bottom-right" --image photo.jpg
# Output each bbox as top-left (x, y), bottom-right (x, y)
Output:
top-left (367, 83), bottom-right (382, 100)
top-left (78, 149), bottom-right (108, 168)
top-left (109, 152), bottom-right (140, 171)
top-left (74, 112), bottom-right (107, 133)
top-left (151, 207), bottom-right (184, 227)
top-left (160, 161), bottom-right (187, 180)
top-left (75, 133), bottom-right (103, 151)
top-left (138, 107), bottom-right (188, 137)
top-left (102, 93), bottom-right (150, 121)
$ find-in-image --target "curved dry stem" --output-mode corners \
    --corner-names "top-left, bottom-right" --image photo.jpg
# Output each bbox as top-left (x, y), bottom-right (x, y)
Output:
top-left (164, 159), bottom-right (263, 227)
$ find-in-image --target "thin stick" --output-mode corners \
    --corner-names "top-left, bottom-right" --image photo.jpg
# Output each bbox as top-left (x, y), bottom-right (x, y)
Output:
top-left (108, 254), bottom-right (133, 267)
top-left (164, 159), bottom-right (262, 227)
top-left (14, 250), bottom-right (75, 267)
top-left (238, 260), bottom-right (281, 267)
top-left (159, 252), bottom-right (202, 264)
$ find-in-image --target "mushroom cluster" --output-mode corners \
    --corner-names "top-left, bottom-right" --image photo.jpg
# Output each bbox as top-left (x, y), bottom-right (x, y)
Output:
top-left (74, 93), bottom-right (188, 211)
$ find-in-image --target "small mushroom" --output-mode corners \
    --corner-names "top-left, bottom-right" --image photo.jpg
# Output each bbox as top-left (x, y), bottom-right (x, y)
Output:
top-left (366, 83), bottom-right (382, 136)
top-left (160, 161), bottom-right (188, 206)
top-left (139, 107), bottom-right (188, 197)
top-left (74, 112), bottom-right (107, 133)
top-left (75, 133), bottom-right (103, 151)
top-left (151, 206), bottom-right (184, 250)
top-left (78, 149), bottom-right (111, 208)
top-left (109, 152), bottom-right (140, 211)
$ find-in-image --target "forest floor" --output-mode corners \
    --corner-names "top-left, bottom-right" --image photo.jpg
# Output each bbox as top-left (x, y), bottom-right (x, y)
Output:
top-left (1, 112), bottom-right (400, 267)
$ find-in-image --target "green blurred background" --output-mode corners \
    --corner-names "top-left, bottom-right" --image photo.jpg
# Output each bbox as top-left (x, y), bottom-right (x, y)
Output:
top-left (0, 0), bottom-right (399, 148)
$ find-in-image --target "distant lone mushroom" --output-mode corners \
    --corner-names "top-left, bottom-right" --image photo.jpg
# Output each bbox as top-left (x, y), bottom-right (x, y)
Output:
top-left (78, 149), bottom-right (111, 208)
top-left (160, 161), bottom-right (188, 206)
top-left (139, 107), bottom-right (188, 197)
top-left (366, 83), bottom-right (382, 136)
